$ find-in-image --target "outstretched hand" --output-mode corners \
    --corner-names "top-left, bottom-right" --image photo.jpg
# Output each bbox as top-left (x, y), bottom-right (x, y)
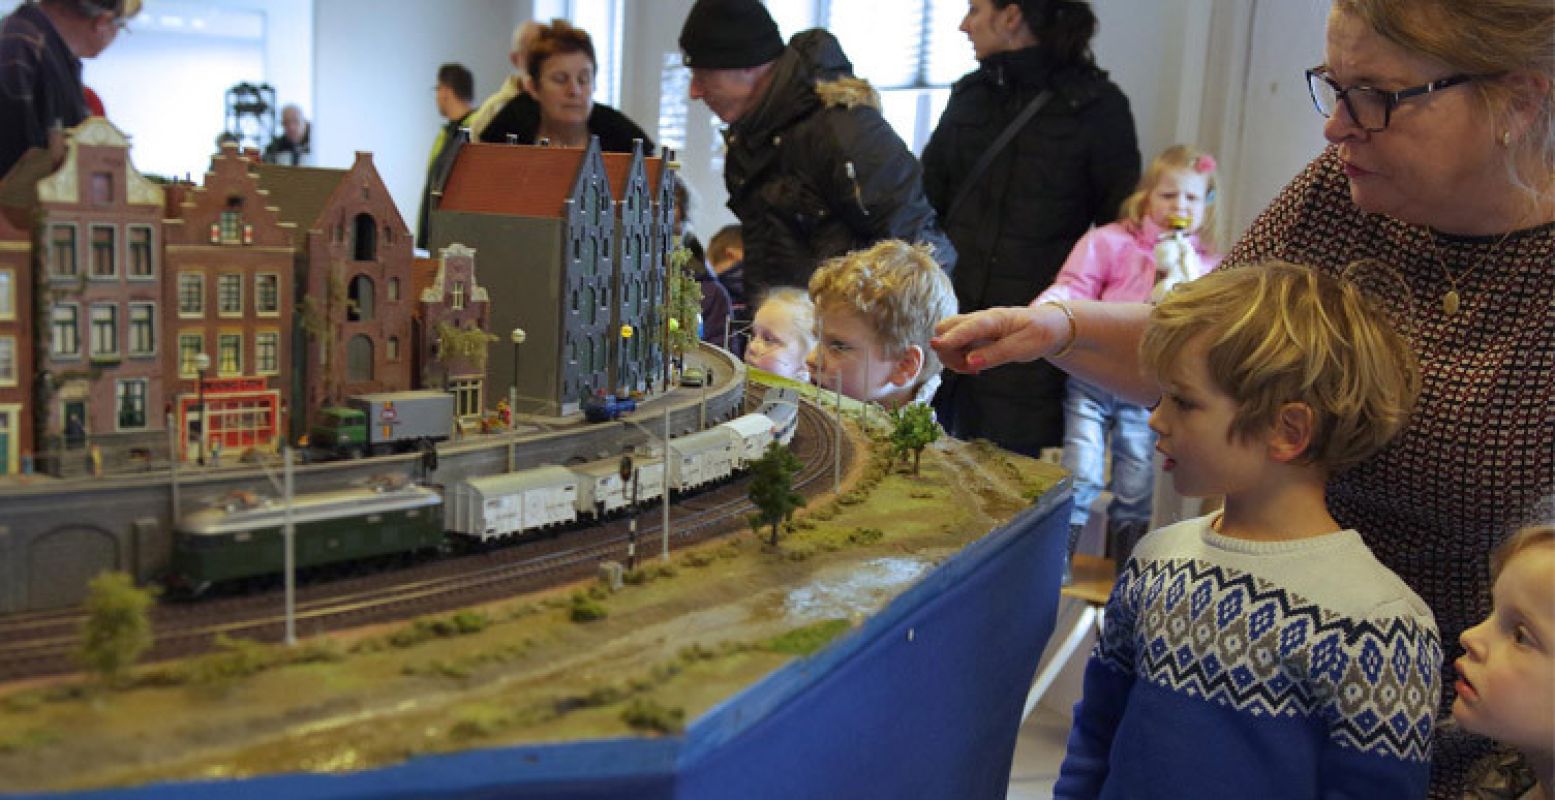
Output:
top-left (931, 306), bottom-right (1062, 374)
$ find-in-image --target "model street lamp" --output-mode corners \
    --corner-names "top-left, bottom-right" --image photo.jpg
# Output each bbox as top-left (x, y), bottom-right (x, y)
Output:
top-left (194, 352), bottom-right (211, 466)
top-left (619, 323), bottom-right (634, 397)
top-left (509, 327), bottom-right (525, 424)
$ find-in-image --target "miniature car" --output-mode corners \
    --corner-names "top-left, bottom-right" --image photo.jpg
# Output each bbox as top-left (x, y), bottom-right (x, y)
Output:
top-left (583, 393), bottom-right (638, 423)
top-left (680, 367), bottom-right (708, 387)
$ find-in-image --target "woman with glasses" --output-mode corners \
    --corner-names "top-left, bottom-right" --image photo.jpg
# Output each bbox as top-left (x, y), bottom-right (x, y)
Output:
top-left (934, 2), bottom-right (1552, 796)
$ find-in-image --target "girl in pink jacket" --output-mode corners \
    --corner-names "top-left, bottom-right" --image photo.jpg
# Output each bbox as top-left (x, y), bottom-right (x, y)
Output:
top-left (1033, 145), bottom-right (1221, 577)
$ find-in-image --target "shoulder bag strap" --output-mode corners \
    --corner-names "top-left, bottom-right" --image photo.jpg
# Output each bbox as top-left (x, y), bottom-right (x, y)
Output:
top-left (944, 89), bottom-right (1055, 225)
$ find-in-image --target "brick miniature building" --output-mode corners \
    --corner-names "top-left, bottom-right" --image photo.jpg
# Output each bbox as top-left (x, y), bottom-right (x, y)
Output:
top-left (253, 153), bottom-right (413, 436)
top-left (0, 119), bottom-right (166, 476)
top-left (0, 192), bottom-right (30, 475)
top-left (414, 242), bottom-right (491, 424)
top-left (162, 144), bottom-right (296, 460)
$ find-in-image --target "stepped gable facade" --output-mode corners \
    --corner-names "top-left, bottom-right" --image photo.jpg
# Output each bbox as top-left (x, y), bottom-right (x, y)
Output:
top-left (162, 144), bottom-right (296, 460)
top-left (600, 142), bottom-right (664, 398)
top-left (414, 243), bottom-right (490, 423)
top-left (253, 153), bottom-right (413, 434)
top-left (0, 119), bottom-right (166, 475)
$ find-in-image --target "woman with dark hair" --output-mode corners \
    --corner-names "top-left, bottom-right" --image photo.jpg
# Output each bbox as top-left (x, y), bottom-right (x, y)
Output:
top-left (922, 0), bottom-right (1139, 457)
top-left (480, 19), bottom-right (653, 154)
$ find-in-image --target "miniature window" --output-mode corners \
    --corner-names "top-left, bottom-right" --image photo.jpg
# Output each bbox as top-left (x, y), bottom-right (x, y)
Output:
top-left (178, 273), bottom-right (205, 316)
top-left (218, 333), bottom-right (242, 374)
top-left (52, 305), bottom-right (80, 356)
top-left (117, 379), bottom-right (147, 430)
top-left (91, 226), bottom-right (116, 277)
top-left (91, 304), bottom-right (119, 357)
top-left (218, 274), bottom-right (243, 316)
top-left (0, 336), bottom-right (14, 386)
top-left (91, 172), bottom-right (114, 205)
top-left (387, 277), bottom-right (401, 302)
top-left (220, 210), bottom-right (243, 244)
top-left (348, 275), bottom-right (375, 321)
top-left (255, 273), bottom-right (280, 315)
top-left (451, 281), bottom-right (465, 310)
top-left (346, 334), bottom-right (373, 381)
top-left (128, 226), bottom-right (154, 277)
top-left (255, 331), bottom-right (279, 374)
top-left (387, 336), bottom-right (400, 361)
top-left (449, 379), bottom-right (480, 418)
top-left (128, 303), bottom-right (155, 356)
top-left (178, 333), bottom-right (203, 377)
top-left (353, 213), bottom-right (377, 261)
top-left (0, 270), bottom-right (12, 319)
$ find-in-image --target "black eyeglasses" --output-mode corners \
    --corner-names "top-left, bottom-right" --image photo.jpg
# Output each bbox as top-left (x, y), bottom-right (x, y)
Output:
top-left (1305, 66), bottom-right (1479, 132)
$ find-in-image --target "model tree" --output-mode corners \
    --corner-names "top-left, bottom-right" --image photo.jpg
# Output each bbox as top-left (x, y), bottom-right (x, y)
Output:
top-left (75, 571), bottom-right (155, 688)
top-left (747, 441), bottom-right (806, 546)
top-left (889, 403), bottom-right (940, 475)
top-left (662, 240), bottom-right (702, 373)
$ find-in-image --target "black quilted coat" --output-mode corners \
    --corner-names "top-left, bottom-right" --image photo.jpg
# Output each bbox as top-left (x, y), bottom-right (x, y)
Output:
top-left (923, 46), bottom-right (1139, 455)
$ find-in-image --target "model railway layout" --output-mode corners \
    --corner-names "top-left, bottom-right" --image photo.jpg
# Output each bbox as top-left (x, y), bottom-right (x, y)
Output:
top-left (0, 394), bottom-right (838, 683)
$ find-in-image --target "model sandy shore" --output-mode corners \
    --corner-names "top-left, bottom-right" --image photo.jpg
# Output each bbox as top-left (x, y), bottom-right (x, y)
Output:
top-left (0, 419), bottom-right (1063, 793)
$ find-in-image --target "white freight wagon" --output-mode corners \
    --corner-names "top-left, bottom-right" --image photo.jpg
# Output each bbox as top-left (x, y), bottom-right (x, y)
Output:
top-left (669, 427), bottom-right (738, 490)
top-left (721, 414), bottom-right (776, 465)
top-left (572, 456), bottom-right (666, 517)
top-left (757, 388), bottom-right (800, 445)
top-left (448, 466), bottom-right (579, 541)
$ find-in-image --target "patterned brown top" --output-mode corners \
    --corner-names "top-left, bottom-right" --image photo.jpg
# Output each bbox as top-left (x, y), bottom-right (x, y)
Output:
top-left (1226, 146), bottom-right (1554, 797)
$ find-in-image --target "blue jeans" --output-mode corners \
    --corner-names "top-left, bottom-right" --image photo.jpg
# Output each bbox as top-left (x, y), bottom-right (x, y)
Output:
top-left (1061, 378), bottom-right (1156, 529)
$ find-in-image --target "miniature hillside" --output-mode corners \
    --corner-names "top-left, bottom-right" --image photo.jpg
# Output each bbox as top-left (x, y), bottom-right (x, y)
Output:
top-left (0, 412), bottom-right (1063, 793)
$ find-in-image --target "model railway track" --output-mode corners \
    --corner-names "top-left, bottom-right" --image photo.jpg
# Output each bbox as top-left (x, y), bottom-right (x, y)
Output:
top-left (0, 399), bottom-right (848, 683)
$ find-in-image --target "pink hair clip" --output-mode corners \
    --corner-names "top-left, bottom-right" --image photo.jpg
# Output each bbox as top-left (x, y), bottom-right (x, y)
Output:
top-left (1194, 154), bottom-right (1217, 174)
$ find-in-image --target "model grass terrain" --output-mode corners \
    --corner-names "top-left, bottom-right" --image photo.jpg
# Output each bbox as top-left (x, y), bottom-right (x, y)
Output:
top-left (0, 412), bottom-right (1063, 792)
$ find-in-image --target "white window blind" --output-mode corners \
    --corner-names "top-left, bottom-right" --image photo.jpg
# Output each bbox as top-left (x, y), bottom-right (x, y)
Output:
top-left (762, 0), bottom-right (978, 152)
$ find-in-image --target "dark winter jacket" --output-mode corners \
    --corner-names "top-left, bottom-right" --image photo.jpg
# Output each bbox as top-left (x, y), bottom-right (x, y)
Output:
top-left (723, 29), bottom-right (955, 298)
top-left (0, 3), bottom-right (84, 178)
top-left (922, 46), bottom-right (1139, 455)
top-left (479, 92), bottom-right (654, 155)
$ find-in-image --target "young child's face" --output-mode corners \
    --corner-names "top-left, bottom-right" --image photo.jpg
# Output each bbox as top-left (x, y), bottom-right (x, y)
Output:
top-left (1147, 168), bottom-right (1209, 234)
top-left (807, 305), bottom-right (906, 405)
top-left (745, 300), bottom-right (810, 382)
top-left (1452, 543), bottom-right (1555, 755)
top-left (1147, 335), bottom-right (1266, 499)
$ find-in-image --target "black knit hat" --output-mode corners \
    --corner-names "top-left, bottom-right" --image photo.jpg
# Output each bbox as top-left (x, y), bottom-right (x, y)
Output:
top-left (679, 0), bottom-right (785, 70)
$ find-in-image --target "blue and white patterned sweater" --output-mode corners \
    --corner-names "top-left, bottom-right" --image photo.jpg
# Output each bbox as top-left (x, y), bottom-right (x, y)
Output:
top-left (1056, 515), bottom-right (1442, 799)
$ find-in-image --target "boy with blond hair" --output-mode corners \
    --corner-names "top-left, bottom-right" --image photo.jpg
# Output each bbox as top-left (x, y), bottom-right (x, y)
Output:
top-left (805, 240), bottom-right (957, 410)
top-left (1057, 263), bottom-right (1441, 799)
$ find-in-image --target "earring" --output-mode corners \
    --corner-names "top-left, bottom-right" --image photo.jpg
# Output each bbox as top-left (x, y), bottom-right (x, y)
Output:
top-left (1501, 130), bottom-right (1512, 147)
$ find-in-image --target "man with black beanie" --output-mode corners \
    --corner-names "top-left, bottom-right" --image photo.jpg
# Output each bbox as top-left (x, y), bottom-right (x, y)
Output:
top-left (679, 0), bottom-right (955, 298)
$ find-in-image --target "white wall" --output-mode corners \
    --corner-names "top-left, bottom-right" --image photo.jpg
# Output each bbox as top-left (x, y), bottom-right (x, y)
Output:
top-left (311, 0), bottom-right (533, 234)
top-left (2, 0), bottom-right (312, 181)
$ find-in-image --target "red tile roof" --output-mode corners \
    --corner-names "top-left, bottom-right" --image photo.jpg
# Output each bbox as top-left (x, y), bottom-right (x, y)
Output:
top-left (439, 143), bottom-right (595, 219)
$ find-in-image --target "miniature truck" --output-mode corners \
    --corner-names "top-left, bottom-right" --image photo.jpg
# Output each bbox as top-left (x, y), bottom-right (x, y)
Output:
top-left (309, 390), bottom-right (455, 459)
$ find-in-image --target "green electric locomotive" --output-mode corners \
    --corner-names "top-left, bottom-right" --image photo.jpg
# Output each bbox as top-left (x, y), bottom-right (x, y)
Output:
top-left (168, 481), bottom-right (445, 595)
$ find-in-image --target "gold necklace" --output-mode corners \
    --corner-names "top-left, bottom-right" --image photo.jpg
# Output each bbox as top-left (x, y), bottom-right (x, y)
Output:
top-left (1425, 227), bottom-right (1516, 315)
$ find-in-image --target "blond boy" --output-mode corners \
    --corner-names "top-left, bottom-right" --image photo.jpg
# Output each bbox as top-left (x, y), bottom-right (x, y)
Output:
top-left (805, 240), bottom-right (957, 410)
top-left (1057, 263), bottom-right (1441, 799)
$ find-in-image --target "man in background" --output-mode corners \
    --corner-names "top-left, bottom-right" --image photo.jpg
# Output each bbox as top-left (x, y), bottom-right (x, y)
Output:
top-left (466, 20), bottom-right (540, 141)
top-left (678, 0), bottom-right (954, 297)
top-left (419, 63), bottom-right (474, 250)
top-left (0, 0), bottom-right (140, 177)
top-left (263, 103), bottom-right (311, 166)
